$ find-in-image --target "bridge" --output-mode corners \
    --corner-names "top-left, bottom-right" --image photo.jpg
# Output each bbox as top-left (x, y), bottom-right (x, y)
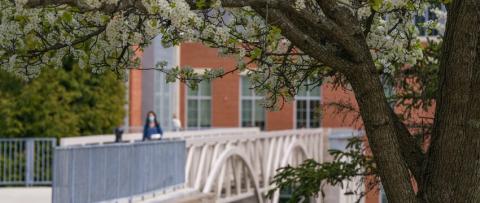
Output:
top-left (0, 128), bottom-right (363, 203)
top-left (183, 128), bottom-right (325, 203)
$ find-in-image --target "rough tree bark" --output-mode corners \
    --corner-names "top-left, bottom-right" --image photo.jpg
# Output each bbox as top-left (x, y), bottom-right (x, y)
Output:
top-left (424, 0), bottom-right (480, 202)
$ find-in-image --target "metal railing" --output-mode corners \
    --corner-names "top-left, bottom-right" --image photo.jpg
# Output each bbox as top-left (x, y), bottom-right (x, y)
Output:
top-left (0, 138), bottom-right (56, 186)
top-left (59, 127), bottom-right (260, 146)
top-left (52, 139), bottom-right (186, 203)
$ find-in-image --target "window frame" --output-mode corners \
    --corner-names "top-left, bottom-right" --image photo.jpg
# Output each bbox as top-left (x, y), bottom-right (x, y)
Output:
top-left (294, 84), bottom-right (322, 129)
top-left (185, 80), bottom-right (212, 129)
top-left (239, 76), bottom-right (266, 130)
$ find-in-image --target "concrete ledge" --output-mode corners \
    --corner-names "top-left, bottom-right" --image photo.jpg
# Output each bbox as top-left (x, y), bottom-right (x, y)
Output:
top-left (0, 187), bottom-right (51, 203)
top-left (142, 187), bottom-right (214, 203)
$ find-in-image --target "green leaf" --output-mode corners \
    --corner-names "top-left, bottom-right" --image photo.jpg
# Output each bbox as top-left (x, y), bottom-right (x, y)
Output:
top-left (25, 32), bottom-right (41, 49)
top-left (14, 15), bottom-right (28, 27)
top-left (251, 48), bottom-right (262, 59)
top-left (151, 5), bottom-right (160, 13)
top-left (196, 0), bottom-right (206, 9)
top-left (267, 26), bottom-right (282, 43)
top-left (369, 0), bottom-right (383, 11)
top-left (62, 11), bottom-right (73, 23)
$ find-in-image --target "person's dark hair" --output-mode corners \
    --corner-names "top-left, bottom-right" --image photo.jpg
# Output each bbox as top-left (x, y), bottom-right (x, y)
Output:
top-left (145, 111), bottom-right (160, 128)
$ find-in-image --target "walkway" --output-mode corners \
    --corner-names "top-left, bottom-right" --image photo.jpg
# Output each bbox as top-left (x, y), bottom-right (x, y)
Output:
top-left (0, 187), bottom-right (51, 203)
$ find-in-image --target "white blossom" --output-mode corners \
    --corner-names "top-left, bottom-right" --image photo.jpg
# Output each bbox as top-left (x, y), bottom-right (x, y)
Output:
top-left (0, 0), bottom-right (444, 84)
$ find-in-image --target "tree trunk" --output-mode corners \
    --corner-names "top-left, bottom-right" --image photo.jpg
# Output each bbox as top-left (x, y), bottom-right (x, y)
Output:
top-left (424, 0), bottom-right (480, 202)
top-left (346, 62), bottom-right (419, 203)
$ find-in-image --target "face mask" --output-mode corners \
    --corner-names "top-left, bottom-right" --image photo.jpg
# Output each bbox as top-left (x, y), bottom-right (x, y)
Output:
top-left (148, 116), bottom-right (155, 122)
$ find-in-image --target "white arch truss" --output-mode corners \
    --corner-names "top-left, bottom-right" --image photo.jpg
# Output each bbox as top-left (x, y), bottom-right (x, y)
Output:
top-left (271, 139), bottom-right (311, 203)
top-left (202, 146), bottom-right (264, 203)
top-left (175, 128), bottom-right (350, 203)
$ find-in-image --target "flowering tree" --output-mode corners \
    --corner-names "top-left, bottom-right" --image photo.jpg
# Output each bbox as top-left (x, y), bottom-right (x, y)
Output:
top-left (1, 0), bottom-right (479, 202)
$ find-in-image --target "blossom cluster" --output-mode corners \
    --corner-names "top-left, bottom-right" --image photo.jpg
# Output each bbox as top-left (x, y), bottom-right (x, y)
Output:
top-left (0, 0), bottom-right (446, 106)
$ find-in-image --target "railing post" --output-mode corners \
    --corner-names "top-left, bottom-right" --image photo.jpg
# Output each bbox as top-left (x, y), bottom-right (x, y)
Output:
top-left (25, 139), bottom-right (34, 186)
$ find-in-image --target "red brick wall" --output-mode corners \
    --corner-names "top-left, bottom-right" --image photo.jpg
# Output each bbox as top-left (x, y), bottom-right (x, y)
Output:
top-left (129, 69), bottom-right (143, 128)
top-left (212, 72), bottom-right (240, 127)
top-left (266, 102), bottom-right (294, 130)
top-left (129, 49), bottom-right (144, 129)
top-left (179, 43), bottom-right (298, 130)
top-left (321, 83), bottom-right (363, 128)
top-left (180, 43), bottom-right (240, 127)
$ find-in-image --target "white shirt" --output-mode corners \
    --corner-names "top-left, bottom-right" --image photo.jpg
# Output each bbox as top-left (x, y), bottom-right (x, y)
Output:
top-left (172, 118), bottom-right (182, 131)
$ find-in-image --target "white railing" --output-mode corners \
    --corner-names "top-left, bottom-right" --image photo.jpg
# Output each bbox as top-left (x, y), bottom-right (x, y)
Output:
top-left (59, 128), bottom-right (260, 146)
top-left (184, 128), bottom-right (328, 203)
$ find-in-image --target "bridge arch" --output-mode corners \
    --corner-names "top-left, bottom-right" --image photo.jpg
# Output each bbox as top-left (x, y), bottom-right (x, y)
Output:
top-left (202, 146), bottom-right (263, 203)
top-left (272, 139), bottom-right (311, 203)
top-left (280, 139), bottom-right (310, 167)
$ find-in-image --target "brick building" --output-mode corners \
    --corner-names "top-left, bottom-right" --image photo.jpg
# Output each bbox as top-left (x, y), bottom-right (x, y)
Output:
top-left (126, 4), bottom-right (442, 134)
top-left (127, 38), bottom-right (360, 132)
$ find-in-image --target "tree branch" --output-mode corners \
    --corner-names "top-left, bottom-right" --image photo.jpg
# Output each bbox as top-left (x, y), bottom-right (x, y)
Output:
top-left (251, 7), bottom-right (354, 70)
top-left (274, 3), bottom-right (364, 62)
top-left (24, 0), bottom-right (146, 13)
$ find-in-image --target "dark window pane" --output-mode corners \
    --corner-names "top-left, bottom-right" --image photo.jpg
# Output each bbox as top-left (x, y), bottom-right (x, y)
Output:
top-left (200, 80), bottom-right (211, 96)
top-left (187, 100), bottom-right (198, 127)
top-left (241, 76), bottom-right (252, 96)
top-left (200, 100), bottom-right (211, 127)
top-left (297, 85), bottom-right (307, 97)
top-left (254, 100), bottom-right (266, 130)
top-left (254, 101), bottom-right (265, 122)
top-left (241, 100), bottom-right (253, 126)
top-left (309, 100), bottom-right (321, 128)
top-left (310, 85), bottom-right (321, 97)
top-left (255, 121), bottom-right (265, 130)
top-left (187, 87), bottom-right (198, 96)
top-left (296, 100), bottom-right (307, 128)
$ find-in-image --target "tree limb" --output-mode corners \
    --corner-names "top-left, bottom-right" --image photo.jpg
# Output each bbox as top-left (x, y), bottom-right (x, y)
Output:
top-left (251, 7), bottom-right (354, 70)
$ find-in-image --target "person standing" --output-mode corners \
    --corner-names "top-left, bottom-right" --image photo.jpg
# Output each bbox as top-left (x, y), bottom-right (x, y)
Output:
top-left (172, 114), bottom-right (182, 132)
top-left (143, 111), bottom-right (163, 141)
top-left (114, 126), bottom-right (124, 143)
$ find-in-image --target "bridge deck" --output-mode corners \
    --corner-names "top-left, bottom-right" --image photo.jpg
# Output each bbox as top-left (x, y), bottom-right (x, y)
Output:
top-left (142, 187), bottom-right (214, 203)
top-left (0, 187), bottom-right (51, 203)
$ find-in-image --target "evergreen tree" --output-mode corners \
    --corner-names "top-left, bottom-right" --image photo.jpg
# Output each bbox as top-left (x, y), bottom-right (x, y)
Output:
top-left (0, 67), bottom-right (126, 138)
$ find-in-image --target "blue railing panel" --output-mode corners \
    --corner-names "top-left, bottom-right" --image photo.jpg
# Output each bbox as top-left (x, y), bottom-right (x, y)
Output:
top-left (52, 139), bottom-right (186, 203)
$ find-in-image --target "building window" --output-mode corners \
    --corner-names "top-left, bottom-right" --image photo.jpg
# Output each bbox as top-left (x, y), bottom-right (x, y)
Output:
top-left (295, 84), bottom-right (321, 128)
top-left (186, 80), bottom-right (211, 129)
top-left (240, 76), bottom-right (266, 130)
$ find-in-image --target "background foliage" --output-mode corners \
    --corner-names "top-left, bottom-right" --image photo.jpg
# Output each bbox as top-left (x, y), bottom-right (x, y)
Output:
top-left (0, 63), bottom-right (126, 138)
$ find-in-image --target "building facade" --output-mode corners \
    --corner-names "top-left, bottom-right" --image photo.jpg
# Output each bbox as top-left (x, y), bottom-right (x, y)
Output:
top-left (127, 39), bottom-right (360, 133)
